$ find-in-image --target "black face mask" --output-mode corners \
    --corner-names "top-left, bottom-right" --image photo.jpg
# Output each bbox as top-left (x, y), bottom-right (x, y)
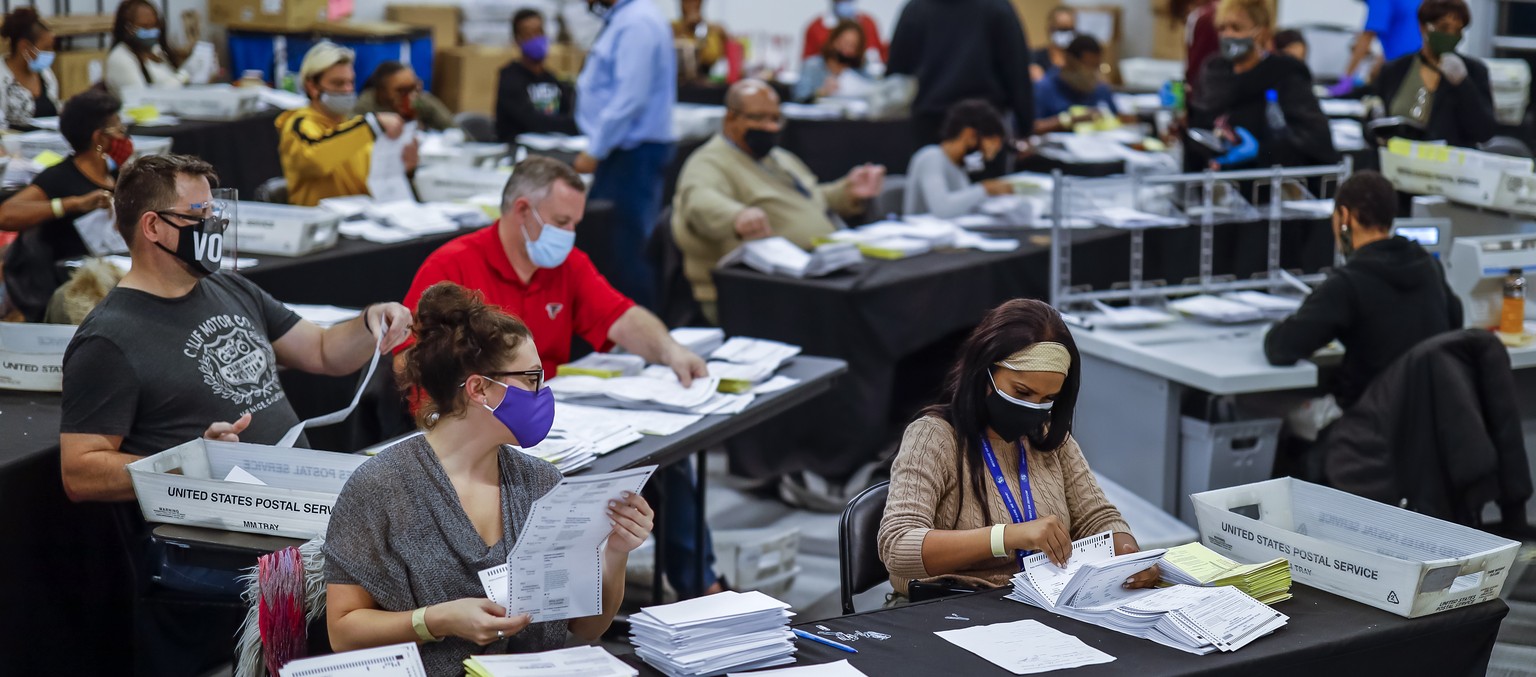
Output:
top-left (742, 127), bottom-right (780, 160)
top-left (984, 388), bottom-right (1054, 444)
top-left (834, 53), bottom-right (862, 68)
top-left (154, 212), bottom-right (226, 277)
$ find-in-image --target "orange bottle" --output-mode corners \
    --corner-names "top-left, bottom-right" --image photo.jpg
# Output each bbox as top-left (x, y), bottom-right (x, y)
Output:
top-left (1501, 268), bottom-right (1526, 334)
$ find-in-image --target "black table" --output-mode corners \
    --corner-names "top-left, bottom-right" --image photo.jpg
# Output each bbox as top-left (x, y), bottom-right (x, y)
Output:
top-left (780, 117), bottom-right (921, 181)
top-left (240, 228), bottom-right (473, 308)
top-left (132, 111), bottom-right (284, 199)
top-left (624, 586), bottom-right (1507, 676)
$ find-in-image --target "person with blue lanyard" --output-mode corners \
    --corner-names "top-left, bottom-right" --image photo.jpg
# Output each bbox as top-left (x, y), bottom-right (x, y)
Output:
top-left (877, 299), bottom-right (1161, 602)
top-left (571, 0), bottom-right (678, 310)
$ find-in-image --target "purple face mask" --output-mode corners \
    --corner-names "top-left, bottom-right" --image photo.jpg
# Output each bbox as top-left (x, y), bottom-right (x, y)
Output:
top-left (478, 375), bottom-right (555, 447)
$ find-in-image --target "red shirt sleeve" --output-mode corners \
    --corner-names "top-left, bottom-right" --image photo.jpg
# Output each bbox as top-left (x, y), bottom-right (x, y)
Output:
top-left (566, 250), bottom-right (635, 353)
top-left (803, 19), bottom-right (826, 59)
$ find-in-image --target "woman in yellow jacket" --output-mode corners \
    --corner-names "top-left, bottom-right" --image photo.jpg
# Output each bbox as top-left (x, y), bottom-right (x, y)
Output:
top-left (276, 41), bottom-right (415, 206)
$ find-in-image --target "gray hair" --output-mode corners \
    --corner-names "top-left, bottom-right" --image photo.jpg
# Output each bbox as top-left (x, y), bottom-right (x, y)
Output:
top-left (501, 156), bottom-right (587, 212)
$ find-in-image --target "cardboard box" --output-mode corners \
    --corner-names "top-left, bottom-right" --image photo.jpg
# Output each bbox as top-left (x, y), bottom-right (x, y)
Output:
top-left (545, 44), bottom-right (585, 82)
top-left (0, 323), bottom-right (73, 392)
top-left (1151, 10), bottom-right (1187, 62)
top-left (1191, 478), bottom-right (1520, 618)
top-left (434, 45), bottom-right (518, 115)
top-left (209, 0), bottom-right (327, 31)
top-left (234, 201), bottom-right (341, 256)
top-left (52, 49), bottom-right (107, 100)
top-left (387, 4), bottom-right (461, 50)
top-left (127, 439), bottom-right (370, 538)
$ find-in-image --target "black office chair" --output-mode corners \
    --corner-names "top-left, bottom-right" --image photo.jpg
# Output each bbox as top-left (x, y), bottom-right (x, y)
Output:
top-left (645, 205), bottom-right (708, 328)
top-left (454, 112), bottom-right (498, 143)
top-left (837, 480), bottom-right (890, 615)
top-left (253, 177), bottom-right (288, 204)
top-left (1478, 135), bottom-right (1534, 159)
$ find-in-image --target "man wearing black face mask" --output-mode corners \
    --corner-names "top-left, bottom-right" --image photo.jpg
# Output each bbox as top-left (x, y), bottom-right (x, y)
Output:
top-left (670, 79), bottom-right (885, 323)
top-left (57, 156), bottom-right (414, 674)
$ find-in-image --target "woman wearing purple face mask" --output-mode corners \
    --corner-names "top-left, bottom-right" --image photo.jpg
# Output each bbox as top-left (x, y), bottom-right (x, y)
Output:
top-left (495, 9), bottom-right (579, 144)
top-left (324, 282), bottom-right (653, 675)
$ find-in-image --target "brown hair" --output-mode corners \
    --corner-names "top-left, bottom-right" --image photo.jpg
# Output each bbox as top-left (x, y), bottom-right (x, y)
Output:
top-left (1216, 0), bottom-right (1273, 30)
top-left (399, 282), bottom-right (534, 429)
top-left (821, 20), bottom-right (866, 69)
top-left (1419, 0), bottom-right (1471, 28)
top-left (1, 7), bottom-right (50, 55)
top-left (113, 154), bottom-right (219, 244)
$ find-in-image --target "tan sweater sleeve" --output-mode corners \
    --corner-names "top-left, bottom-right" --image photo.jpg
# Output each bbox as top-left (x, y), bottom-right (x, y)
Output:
top-left (878, 417), bottom-right (958, 584)
top-left (675, 154), bottom-right (749, 243)
top-left (1058, 435), bottom-right (1133, 540)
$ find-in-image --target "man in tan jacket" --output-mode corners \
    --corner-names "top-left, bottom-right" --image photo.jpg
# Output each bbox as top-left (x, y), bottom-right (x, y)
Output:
top-left (671, 79), bottom-right (885, 322)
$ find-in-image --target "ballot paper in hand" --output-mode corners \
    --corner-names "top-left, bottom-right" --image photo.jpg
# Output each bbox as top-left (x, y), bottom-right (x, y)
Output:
top-left (479, 466), bottom-right (657, 623)
top-left (276, 330), bottom-right (383, 447)
top-left (367, 119), bottom-right (418, 203)
top-left (277, 642), bottom-right (426, 677)
top-left (1013, 531), bottom-right (1164, 610)
top-left (935, 619), bottom-right (1115, 675)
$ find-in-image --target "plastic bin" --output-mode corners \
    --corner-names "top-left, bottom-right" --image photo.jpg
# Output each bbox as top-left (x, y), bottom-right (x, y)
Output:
top-left (228, 27), bottom-right (434, 93)
top-left (712, 527), bottom-right (800, 592)
top-left (234, 201), bottom-right (341, 256)
top-left (0, 322), bottom-right (73, 392)
top-left (1178, 416), bottom-right (1281, 523)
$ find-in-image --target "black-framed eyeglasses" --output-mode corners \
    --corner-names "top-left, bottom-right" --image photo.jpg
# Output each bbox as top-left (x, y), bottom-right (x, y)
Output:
top-left (484, 369), bottom-right (545, 393)
top-left (156, 210), bottom-right (228, 234)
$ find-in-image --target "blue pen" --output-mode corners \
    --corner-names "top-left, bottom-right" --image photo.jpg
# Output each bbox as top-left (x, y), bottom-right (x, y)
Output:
top-left (793, 628), bottom-right (859, 654)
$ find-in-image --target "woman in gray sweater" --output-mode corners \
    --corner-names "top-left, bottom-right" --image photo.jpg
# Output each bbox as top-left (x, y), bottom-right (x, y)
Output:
top-left (902, 99), bottom-right (1016, 218)
top-left (323, 281), bottom-right (653, 675)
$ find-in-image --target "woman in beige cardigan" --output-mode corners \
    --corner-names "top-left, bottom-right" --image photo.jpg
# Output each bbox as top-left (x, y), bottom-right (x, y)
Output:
top-left (878, 299), bottom-right (1161, 599)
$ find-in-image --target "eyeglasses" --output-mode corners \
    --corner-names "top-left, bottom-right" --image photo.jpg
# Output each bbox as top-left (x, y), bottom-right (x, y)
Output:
top-left (472, 369), bottom-right (545, 394)
top-left (390, 84), bottom-right (422, 97)
top-left (155, 210), bottom-right (228, 234)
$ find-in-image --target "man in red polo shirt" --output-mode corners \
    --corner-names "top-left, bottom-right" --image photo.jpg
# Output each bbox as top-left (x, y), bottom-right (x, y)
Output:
top-left (402, 155), bottom-right (723, 596)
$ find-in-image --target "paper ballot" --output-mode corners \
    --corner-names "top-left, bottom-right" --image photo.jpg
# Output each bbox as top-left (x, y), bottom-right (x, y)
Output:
top-left (479, 466), bottom-right (657, 623)
top-left (73, 208), bottom-right (128, 256)
top-left (277, 642), bottom-right (426, 677)
top-left (276, 330), bottom-right (383, 447)
top-left (367, 119), bottom-right (418, 203)
top-left (464, 646), bottom-right (637, 677)
top-left (935, 619), bottom-right (1116, 674)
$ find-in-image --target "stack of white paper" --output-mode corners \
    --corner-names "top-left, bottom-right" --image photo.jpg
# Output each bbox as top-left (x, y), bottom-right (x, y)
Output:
top-left (517, 133), bottom-right (590, 153)
top-left (734, 237), bottom-right (861, 278)
top-left (519, 403), bottom-right (648, 472)
top-left (1220, 291), bottom-right (1302, 320)
top-left (1088, 206), bottom-right (1187, 230)
top-left (464, 646), bottom-right (637, 677)
top-left (1005, 533), bottom-right (1286, 655)
top-left (670, 327), bottom-right (726, 356)
top-left (553, 402), bottom-right (703, 436)
top-left (935, 619), bottom-right (1115, 674)
top-left (1168, 295), bottom-right (1269, 324)
top-left (711, 337), bottom-right (801, 370)
top-left (630, 591), bottom-right (797, 677)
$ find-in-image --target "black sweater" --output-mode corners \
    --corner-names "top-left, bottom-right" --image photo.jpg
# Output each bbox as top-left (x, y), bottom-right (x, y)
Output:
top-left (495, 61), bottom-right (579, 144)
top-left (1191, 54), bottom-right (1338, 168)
top-left (1375, 52), bottom-right (1496, 148)
top-left (1265, 236), bottom-right (1463, 408)
top-left (887, 0), bottom-right (1033, 134)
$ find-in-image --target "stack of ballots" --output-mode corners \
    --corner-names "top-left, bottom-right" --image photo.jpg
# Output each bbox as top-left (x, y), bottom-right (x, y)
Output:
top-left (548, 337), bottom-right (801, 414)
top-left (728, 236), bottom-right (862, 278)
top-left (464, 646), bottom-right (636, 676)
top-left (1159, 542), bottom-right (1292, 604)
top-left (1007, 532), bottom-right (1287, 654)
top-left (630, 591), bottom-right (796, 676)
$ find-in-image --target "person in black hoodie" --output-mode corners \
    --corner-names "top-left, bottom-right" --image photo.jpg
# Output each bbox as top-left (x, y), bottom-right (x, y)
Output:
top-left (1265, 171), bottom-right (1464, 409)
top-left (1374, 0), bottom-right (1494, 148)
top-left (495, 9), bottom-right (578, 144)
top-left (1189, 0), bottom-right (1337, 170)
top-left (887, 0), bottom-right (1033, 147)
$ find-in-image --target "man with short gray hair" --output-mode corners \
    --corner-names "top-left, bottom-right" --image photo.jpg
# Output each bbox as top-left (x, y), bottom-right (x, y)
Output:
top-left (402, 155), bottom-right (727, 597)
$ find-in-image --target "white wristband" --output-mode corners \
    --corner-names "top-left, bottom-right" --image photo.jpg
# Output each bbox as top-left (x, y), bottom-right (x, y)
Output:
top-left (990, 524), bottom-right (1008, 558)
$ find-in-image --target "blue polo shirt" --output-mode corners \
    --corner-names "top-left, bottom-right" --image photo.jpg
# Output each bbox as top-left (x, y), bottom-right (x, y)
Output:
top-left (1034, 71), bottom-right (1118, 120)
top-left (1365, 0), bottom-right (1423, 62)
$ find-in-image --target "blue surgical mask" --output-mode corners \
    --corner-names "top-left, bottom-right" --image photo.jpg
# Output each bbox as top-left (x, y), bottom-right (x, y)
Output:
top-left (320, 90), bottom-right (357, 116)
top-left (135, 27), bottom-right (161, 43)
top-left (834, 1), bottom-right (858, 20)
top-left (523, 206), bottom-right (575, 268)
top-left (27, 50), bottom-right (54, 73)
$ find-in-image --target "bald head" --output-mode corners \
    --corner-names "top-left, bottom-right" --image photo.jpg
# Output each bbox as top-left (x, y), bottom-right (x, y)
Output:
top-left (723, 78), bottom-right (784, 156)
top-left (726, 79), bottom-right (779, 111)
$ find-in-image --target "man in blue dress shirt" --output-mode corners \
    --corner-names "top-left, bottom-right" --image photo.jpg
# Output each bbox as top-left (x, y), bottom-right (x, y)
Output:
top-left (572, 0), bottom-right (678, 310)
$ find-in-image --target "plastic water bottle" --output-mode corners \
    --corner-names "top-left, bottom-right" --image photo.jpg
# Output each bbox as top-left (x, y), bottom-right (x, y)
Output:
top-left (1265, 89), bottom-right (1286, 134)
top-left (1501, 268), bottom-right (1527, 335)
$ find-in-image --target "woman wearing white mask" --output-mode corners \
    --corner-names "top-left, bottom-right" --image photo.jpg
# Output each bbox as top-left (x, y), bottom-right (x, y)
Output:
top-left (878, 299), bottom-right (1159, 602)
top-left (0, 8), bottom-right (60, 131)
top-left (1029, 6), bottom-right (1077, 81)
top-left (325, 281), bottom-right (653, 676)
top-left (104, 0), bottom-right (187, 97)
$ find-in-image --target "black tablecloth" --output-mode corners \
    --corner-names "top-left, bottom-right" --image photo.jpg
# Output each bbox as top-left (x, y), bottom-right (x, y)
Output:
top-left (780, 117), bottom-right (921, 181)
top-left (133, 111), bottom-right (284, 199)
top-left (240, 228), bottom-right (470, 307)
top-left (625, 586), bottom-right (1506, 676)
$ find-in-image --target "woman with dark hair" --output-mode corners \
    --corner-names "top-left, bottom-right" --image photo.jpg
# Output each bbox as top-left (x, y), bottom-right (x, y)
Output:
top-left (1374, 0), bottom-right (1494, 147)
top-left (103, 0), bottom-right (186, 97)
top-left (903, 99), bottom-right (1014, 217)
top-left (355, 61), bottom-right (457, 131)
top-left (325, 282), bottom-right (651, 675)
top-left (0, 7), bottom-right (60, 130)
top-left (878, 299), bottom-right (1158, 599)
top-left (792, 20), bottom-right (872, 102)
top-left (0, 89), bottom-right (124, 321)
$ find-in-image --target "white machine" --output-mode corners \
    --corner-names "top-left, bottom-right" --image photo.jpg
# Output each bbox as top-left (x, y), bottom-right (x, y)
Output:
top-left (1392, 217), bottom-right (1451, 260)
top-left (1448, 234), bottom-right (1536, 328)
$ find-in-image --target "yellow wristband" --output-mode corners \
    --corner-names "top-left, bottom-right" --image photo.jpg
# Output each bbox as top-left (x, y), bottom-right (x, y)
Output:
top-left (990, 524), bottom-right (1008, 558)
top-left (1058, 112), bottom-right (1072, 129)
top-left (50, 198), bottom-right (64, 218)
top-left (411, 606), bottom-right (440, 643)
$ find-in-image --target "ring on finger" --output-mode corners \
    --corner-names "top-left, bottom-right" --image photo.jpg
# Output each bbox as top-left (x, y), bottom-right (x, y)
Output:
top-left (497, 629), bottom-right (504, 638)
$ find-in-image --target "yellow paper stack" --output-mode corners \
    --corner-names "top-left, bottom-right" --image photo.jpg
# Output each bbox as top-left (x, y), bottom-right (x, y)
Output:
top-left (1159, 542), bottom-right (1293, 605)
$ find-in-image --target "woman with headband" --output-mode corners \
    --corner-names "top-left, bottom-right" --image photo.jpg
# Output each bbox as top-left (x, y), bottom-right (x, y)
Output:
top-left (878, 299), bottom-right (1159, 601)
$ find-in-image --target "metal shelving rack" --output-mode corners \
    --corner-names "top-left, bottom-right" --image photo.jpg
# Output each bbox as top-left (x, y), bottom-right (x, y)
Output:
top-left (1048, 161), bottom-right (1352, 311)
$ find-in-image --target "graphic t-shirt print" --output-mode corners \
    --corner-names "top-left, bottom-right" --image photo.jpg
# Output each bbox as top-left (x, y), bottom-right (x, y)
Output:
top-left (183, 313), bottom-right (283, 411)
top-left (528, 83), bottom-right (562, 115)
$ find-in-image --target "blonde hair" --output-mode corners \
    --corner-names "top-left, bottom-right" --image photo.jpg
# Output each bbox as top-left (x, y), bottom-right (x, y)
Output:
top-left (298, 41), bottom-right (355, 85)
top-left (1216, 0), bottom-right (1273, 30)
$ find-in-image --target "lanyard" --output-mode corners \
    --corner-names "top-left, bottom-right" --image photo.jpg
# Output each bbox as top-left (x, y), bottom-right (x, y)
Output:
top-left (979, 437), bottom-right (1036, 570)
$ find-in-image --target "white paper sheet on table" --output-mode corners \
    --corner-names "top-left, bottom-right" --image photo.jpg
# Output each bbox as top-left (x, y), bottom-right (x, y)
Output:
top-left (277, 642), bottom-right (426, 677)
top-left (367, 120), bottom-right (418, 203)
top-left (752, 375), bottom-right (800, 395)
top-left (468, 646), bottom-right (638, 676)
top-left (711, 337), bottom-right (801, 367)
top-left (727, 659), bottom-right (868, 676)
top-left (73, 208), bottom-right (129, 256)
top-left (338, 219), bottom-right (417, 243)
top-left (479, 466), bottom-right (657, 623)
top-left (552, 402), bottom-right (702, 436)
top-left (935, 619), bottom-right (1115, 674)
top-left (276, 330), bottom-right (383, 447)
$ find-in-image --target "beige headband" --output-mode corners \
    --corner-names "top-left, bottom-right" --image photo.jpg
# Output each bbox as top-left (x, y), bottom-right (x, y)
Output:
top-left (994, 342), bottom-right (1071, 375)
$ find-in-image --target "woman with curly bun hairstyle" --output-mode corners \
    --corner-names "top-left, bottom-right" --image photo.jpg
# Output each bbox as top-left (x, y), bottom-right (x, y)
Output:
top-left (322, 281), bottom-right (654, 676)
